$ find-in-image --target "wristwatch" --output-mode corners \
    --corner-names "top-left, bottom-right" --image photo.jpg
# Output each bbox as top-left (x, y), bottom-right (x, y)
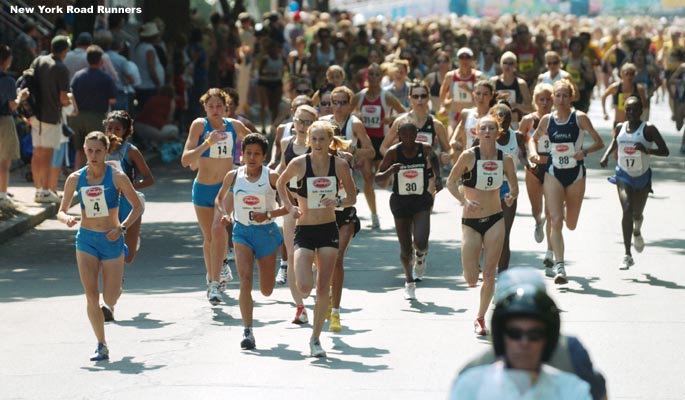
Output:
top-left (266, 211), bottom-right (272, 220)
top-left (120, 225), bottom-right (128, 234)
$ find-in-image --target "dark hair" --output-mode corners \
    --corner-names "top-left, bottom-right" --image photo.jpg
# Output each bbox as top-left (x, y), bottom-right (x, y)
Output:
top-left (223, 87), bottom-right (240, 106)
top-left (0, 44), bottom-right (11, 64)
top-left (84, 131), bottom-right (110, 150)
top-left (200, 88), bottom-right (231, 106)
top-left (242, 132), bottom-right (269, 154)
top-left (103, 110), bottom-right (134, 141)
top-left (86, 45), bottom-right (104, 65)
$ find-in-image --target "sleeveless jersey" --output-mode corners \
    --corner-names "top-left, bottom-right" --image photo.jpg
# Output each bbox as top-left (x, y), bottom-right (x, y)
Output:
top-left (198, 117), bottom-right (237, 159)
top-left (77, 165), bottom-right (120, 218)
top-left (296, 154), bottom-right (338, 209)
top-left (416, 114), bottom-right (438, 148)
top-left (613, 82), bottom-right (639, 111)
top-left (358, 88), bottom-right (388, 138)
top-left (105, 141), bottom-right (135, 182)
top-left (282, 121), bottom-right (294, 140)
top-left (463, 108), bottom-right (479, 149)
top-left (232, 166), bottom-right (278, 225)
top-left (527, 116), bottom-right (551, 155)
top-left (462, 147), bottom-right (504, 191)
top-left (616, 121), bottom-right (653, 177)
top-left (495, 78), bottom-right (522, 105)
top-left (547, 111), bottom-right (583, 170)
top-left (392, 143), bottom-right (430, 196)
top-left (321, 114), bottom-right (358, 145)
top-left (451, 70), bottom-right (476, 103)
top-left (497, 128), bottom-right (519, 170)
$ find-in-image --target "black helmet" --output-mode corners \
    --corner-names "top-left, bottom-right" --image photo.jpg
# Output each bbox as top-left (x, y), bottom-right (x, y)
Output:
top-left (491, 285), bottom-right (560, 362)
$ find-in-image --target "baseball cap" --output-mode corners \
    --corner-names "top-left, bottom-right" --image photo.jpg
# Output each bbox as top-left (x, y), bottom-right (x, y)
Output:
top-left (457, 47), bottom-right (474, 58)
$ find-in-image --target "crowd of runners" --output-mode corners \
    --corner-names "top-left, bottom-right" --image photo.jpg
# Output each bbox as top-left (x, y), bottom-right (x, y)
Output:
top-left (1, 10), bottom-right (679, 369)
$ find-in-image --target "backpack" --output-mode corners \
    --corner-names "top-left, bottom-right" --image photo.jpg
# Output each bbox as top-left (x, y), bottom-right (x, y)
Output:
top-left (16, 68), bottom-right (41, 119)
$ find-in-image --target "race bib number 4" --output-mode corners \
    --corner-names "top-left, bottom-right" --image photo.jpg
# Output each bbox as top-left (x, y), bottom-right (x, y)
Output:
top-left (235, 193), bottom-right (267, 225)
top-left (361, 105), bottom-right (382, 128)
top-left (398, 167), bottom-right (424, 195)
top-left (81, 185), bottom-right (109, 218)
top-left (209, 132), bottom-right (233, 159)
top-left (475, 160), bottom-right (503, 191)
top-left (306, 177), bottom-right (336, 209)
top-left (618, 143), bottom-right (643, 173)
top-left (551, 143), bottom-right (577, 169)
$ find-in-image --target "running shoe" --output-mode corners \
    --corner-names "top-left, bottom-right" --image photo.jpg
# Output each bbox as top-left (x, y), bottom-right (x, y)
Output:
top-left (226, 248), bottom-right (235, 261)
top-left (619, 255), bottom-right (634, 270)
top-left (370, 214), bottom-right (380, 230)
top-left (0, 197), bottom-right (17, 210)
top-left (633, 232), bottom-right (645, 253)
top-left (240, 328), bottom-right (256, 350)
top-left (275, 265), bottom-right (287, 285)
top-left (42, 190), bottom-right (61, 204)
top-left (89, 343), bottom-right (109, 361)
top-left (404, 282), bottom-right (416, 300)
top-left (208, 281), bottom-right (222, 306)
top-left (534, 218), bottom-right (545, 243)
top-left (292, 305), bottom-right (308, 324)
top-left (554, 262), bottom-right (568, 285)
top-left (101, 304), bottom-right (114, 322)
top-left (220, 259), bottom-right (234, 292)
top-left (309, 338), bottom-right (327, 358)
top-left (474, 317), bottom-right (486, 336)
top-left (329, 312), bottom-right (342, 332)
top-left (414, 252), bottom-right (427, 280)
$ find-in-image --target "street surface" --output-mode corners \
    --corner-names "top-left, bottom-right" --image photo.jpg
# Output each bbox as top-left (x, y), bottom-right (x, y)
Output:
top-left (1, 96), bottom-right (684, 399)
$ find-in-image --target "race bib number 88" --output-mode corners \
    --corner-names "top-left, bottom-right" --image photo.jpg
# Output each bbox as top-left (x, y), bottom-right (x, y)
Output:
top-left (552, 143), bottom-right (577, 169)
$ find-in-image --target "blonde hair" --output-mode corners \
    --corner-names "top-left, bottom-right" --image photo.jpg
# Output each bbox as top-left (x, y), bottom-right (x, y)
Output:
top-left (553, 79), bottom-right (577, 99)
top-left (200, 88), bottom-right (231, 106)
top-left (326, 65), bottom-right (346, 82)
top-left (532, 83), bottom-right (554, 111)
top-left (295, 104), bottom-right (318, 120)
top-left (331, 86), bottom-right (354, 101)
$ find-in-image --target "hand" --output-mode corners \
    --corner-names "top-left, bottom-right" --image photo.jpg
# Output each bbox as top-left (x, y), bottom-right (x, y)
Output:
top-left (251, 212), bottom-right (269, 223)
top-left (220, 214), bottom-right (233, 226)
top-left (289, 205), bottom-right (303, 219)
top-left (106, 227), bottom-right (122, 241)
top-left (603, 113), bottom-right (609, 120)
top-left (209, 130), bottom-right (228, 144)
top-left (437, 106), bottom-right (448, 117)
top-left (528, 154), bottom-right (540, 165)
top-left (633, 143), bottom-right (648, 154)
top-left (18, 88), bottom-right (29, 101)
top-left (463, 199), bottom-right (480, 212)
top-left (320, 197), bottom-right (337, 209)
top-left (599, 157), bottom-right (608, 168)
top-left (64, 215), bottom-right (79, 228)
top-left (573, 150), bottom-right (586, 161)
top-left (504, 193), bottom-right (516, 207)
top-left (389, 163), bottom-right (403, 175)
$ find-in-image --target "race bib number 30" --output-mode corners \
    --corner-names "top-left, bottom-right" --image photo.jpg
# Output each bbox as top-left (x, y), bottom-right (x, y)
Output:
top-left (306, 177), bottom-right (336, 209)
top-left (618, 143), bottom-right (643, 173)
top-left (235, 193), bottom-right (267, 225)
top-left (81, 185), bottom-right (109, 218)
top-left (475, 160), bottom-right (503, 191)
top-left (551, 143), bottom-right (577, 169)
top-left (209, 133), bottom-right (233, 159)
top-left (398, 167), bottom-right (424, 195)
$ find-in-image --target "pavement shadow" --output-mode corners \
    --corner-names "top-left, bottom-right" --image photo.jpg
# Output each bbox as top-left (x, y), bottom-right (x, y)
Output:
top-left (330, 337), bottom-right (389, 359)
top-left (114, 312), bottom-right (175, 330)
top-left (645, 237), bottom-right (685, 255)
top-left (405, 300), bottom-right (467, 316)
top-left (557, 276), bottom-right (635, 298)
top-left (310, 356), bottom-right (390, 373)
top-left (623, 273), bottom-right (685, 290)
top-left (80, 356), bottom-right (166, 374)
top-left (248, 343), bottom-right (305, 361)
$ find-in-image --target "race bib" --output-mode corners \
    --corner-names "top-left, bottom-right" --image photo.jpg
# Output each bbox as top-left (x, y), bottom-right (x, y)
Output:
top-left (475, 160), bottom-right (503, 191)
top-left (209, 132), bottom-right (233, 159)
top-left (499, 89), bottom-right (517, 104)
top-left (519, 54), bottom-right (534, 73)
top-left (617, 92), bottom-right (626, 111)
top-left (453, 81), bottom-right (473, 102)
top-left (234, 193), bottom-right (267, 225)
top-left (416, 132), bottom-right (433, 144)
top-left (537, 134), bottom-right (551, 154)
top-left (361, 105), bottom-right (382, 128)
top-left (398, 167), bottom-right (424, 195)
top-left (306, 176), bottom-right (336, 209)
top-left (618, 143), bottom-right (643, 173)
top-left (81, 185), bottom-right (109, 218)
top-left (105, 160), bottom-right (123, 172)
top-left (551, 142), bottom-right (577, 169)
top-left (569, 69), bottom-right (582, 85)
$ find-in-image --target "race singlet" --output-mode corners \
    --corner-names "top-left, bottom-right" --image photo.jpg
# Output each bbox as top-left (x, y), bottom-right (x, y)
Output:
top-left (551, 142), bottom-right (578, 169)
top-left (475, 160), bottom-right (503, 191)
top-left (618, 142), bottom-right (643, 173)
top-left (81, 185), bottom-right (109, 218)
top-left (519, 54), bottom-right (535, 73)
top-left (234, 193), bottom-right (268, 225)
top-left (398, 167), bottom-right (424, 195)
top-left (306, 176), bottom-right (336, 209)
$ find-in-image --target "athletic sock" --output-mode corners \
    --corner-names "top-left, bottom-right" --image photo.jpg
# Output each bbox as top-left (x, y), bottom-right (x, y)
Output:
top-left (331, 308), bottom-right (340, 315)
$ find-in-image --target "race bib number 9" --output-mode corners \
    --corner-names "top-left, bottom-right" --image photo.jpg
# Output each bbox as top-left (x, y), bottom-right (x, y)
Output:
top-left (361, 105), bottom-right (382, 128)
top-left (209, 132), bottom-right (233, 159)
top-left (475, 160), bottom-right (503, 191)
top-left (398, 167), bottom-right (424, 195)
top-left (618, 143), bottom-right (643, 173)
top-left (552, 143), bottom-right (577, 169)
top-left (235, 193), bottom-right (267, 225)
top-left (81, 185), bottom-right (109, 218)
top-left (306, 177), bottom-right (336, 209)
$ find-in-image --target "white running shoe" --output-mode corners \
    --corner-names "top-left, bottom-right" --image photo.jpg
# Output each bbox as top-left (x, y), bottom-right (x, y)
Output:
top-left (543, 250), bottom-right (554, 268)
top-left (553, 262), bottom-right (568, 285)
top-left (370, 214), bottom-right (380, 230)
top-left (220, 259), bottom-right (234, 283)
top-left (413, 252), bottom-right (427, 280)
top-left (275, 266), bottom-right (287, 285)
top-left (226, 248), bottom-right (235, 261)
top-left (534, 218), bottom-right (545, 243)
top-left (0, 197), bottom-right (18, 210)
top-left (404, 282), bottom-right (416, 300)
top-left (208, 281), bottom-right (221, 305)
top-left (42, 190), bottom-right (61, 204)
top-left (309, 338), bottom-right (326, 358)
top-left (633, 233), bottom-right (645, 253)
top-left (619, 255), bottom-right (634, 269)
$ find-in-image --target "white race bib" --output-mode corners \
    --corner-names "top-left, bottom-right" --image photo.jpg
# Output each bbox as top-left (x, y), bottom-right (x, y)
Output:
top-left (475, 160), bottom-right (503, 191)
top-left (209, 133), bottom-right (233, 159)
top-left (105, 160), bottom-right (123, 172)
top-left (537, 134), bottom-right (551, 153)
top-left (81, 185), bottom-right (109, 218)
top-left (306, 177), bottom-right (336, 209)
top-left (499, 89), bottom-right (517, 104)
top-left (551, 142), bottom-right (577, 169)
top-left (416, 132), bottom-right (433, 144)
top-left (398, 167), bottom-right (424, 195)
top-left (453, 81), bottom-right (473, 102)
top-left (361, 105), bottom-right (382, 128)
top-left (618, 143), bottom-right (643, 173)
top-left (234, 193), bottom-right (267, 225)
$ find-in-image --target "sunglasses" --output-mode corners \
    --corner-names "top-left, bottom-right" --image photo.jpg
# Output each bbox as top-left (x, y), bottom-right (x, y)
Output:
top-left (624, 71), bottom-right (636, 76)
top-left (296, 88), bottom-right (310, 94)
top-left (505, 327), bottom-right (546, 342)
top-left (502, 61), bottom-right (516, 65)
top-left (295, 118), bottom-right (314, 126)
top-left (547, 60), bottom-right (560, 65)
top-left (331, 100), bottom-right (349, 106)
top-left (319, 101), bottom-right (331, 107)
top-left (458, 55), bottom-right (472, 60)
top-left (411, 94), bottom-right (429, 99)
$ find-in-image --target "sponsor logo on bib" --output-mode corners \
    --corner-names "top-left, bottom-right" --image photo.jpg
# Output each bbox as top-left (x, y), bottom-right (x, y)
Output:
top-left (313, 178), bottom-right (331, 189)
top-left (86, 187), bottom-right (103, 197)
top-left (243, 195), bottom-right (260, 206)
top-left (556, 144), bottom-right (570, 152)
top-left (624, 146), bottom-right (636, 155)
top-left (363, 105), bottom-right (378, 114)
top-left (483, 161), bottom-right (498, 171)
top-left (403, 170), bottom-right (419, 179)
